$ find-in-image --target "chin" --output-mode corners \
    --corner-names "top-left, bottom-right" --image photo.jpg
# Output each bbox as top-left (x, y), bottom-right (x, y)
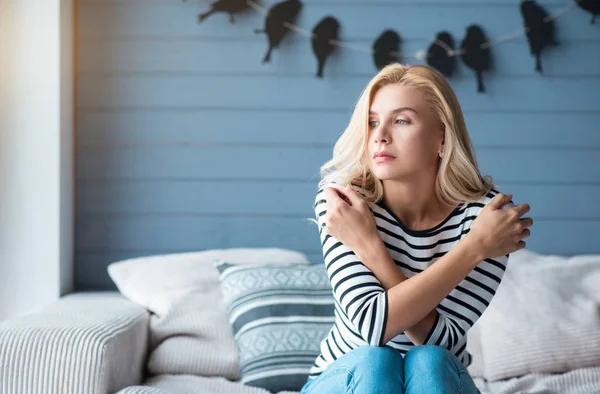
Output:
top-left (372, 168), bottom-right (408, 181)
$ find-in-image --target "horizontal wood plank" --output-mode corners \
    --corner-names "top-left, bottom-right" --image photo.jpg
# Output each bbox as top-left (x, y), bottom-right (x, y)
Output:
top-left (76, 146), bottom-right (600, 182)
top-left (77, 38), bottom-right (600, 78)
top-left (76, 110), bottom-right (600, 148)
top-left (76, 180), bottom-right (600, 220)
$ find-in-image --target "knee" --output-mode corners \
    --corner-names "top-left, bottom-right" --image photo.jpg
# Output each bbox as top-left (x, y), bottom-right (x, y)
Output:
top-left (349, 346), bottom-right (404, 392)
top-left (405, 345), bottom-right (453, 369)
top-left (353, 346), bottom-right (404, 374)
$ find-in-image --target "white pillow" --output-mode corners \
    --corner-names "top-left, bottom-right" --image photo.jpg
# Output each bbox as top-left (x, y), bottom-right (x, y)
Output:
top-left (466, 249), bottom-right (600, 381)
top-left (108, 248), bottom-right (310, 379)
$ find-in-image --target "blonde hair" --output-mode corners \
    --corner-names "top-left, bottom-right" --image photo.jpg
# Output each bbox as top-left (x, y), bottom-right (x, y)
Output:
top-left (316, 62), bottom-right (493, 206)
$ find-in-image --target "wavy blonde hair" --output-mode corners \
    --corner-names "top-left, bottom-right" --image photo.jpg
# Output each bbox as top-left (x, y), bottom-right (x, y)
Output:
top-left (316, 62), bottom-right (493, 207)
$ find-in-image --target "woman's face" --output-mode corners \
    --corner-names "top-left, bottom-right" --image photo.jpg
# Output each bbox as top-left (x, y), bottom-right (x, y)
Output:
top-left (366, 83), bottom-right (444, 181)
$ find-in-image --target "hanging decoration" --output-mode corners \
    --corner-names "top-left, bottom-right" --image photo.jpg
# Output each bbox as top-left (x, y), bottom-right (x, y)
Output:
top-left (373, 30), bottom-right (402, 71)
top-left (311, 16), bottom-right (340, 78)
top-left (187, 0), bottom-right (591, 93)
top-left (521, 0), bottom-right (559, 73)
top-left (576, 0), bottom-right (600, 24)
top-left (426, 31), bottom-right (457, 78)
top-left (254, 0), bottom-right (303, 63)
top-left (198, 0), bottom-right (250, 23)
top-left (460, 25), bottom-right (492, 93)
top-left (195, 0), bottom-right (255, 24)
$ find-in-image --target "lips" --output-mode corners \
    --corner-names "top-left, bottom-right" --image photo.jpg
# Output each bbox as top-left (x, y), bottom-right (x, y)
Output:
top-left (373, 152), bottom-right (396, 159)
top-left (373, 152), bottom-right (396, 163)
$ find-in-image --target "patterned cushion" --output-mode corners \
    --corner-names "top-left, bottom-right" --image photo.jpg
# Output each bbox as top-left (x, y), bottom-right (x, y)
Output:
top-left (215, 262), bottom-right (335, 393)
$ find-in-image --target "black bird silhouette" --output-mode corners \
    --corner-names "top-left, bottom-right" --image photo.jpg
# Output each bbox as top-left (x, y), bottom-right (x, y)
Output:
top-left (311, 16), bottom-right (340, 78)
top-left (520, 0), bottom-right (559, 74)
top-left (372, 30), bottom-right (401, 70)
top-left (255, 0), bottom-right (303, 63)
top-left (426, 31), bottom-right (457, 78)
top-left (194, 0), bottom-right (252, 24)
top-left (576, 0), bottom-right (600, 24)
top-left (460, 25), bottom-right (492, 93)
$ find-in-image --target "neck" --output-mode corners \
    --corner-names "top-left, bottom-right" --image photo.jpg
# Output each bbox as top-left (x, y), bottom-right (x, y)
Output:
top-left (381, 173), bottom-right (454, 231)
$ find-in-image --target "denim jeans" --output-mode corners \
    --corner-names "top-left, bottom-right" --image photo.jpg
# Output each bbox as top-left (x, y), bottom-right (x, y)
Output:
top-left (300, 345), bottom-right (481, 394)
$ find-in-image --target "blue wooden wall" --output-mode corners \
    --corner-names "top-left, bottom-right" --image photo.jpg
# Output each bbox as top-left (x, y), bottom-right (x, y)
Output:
top-left (75, 0), bottom-right (600, 290)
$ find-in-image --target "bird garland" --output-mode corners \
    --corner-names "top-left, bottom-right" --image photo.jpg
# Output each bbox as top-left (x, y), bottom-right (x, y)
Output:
top-left (373, 30), bottom-right (402, 71)
top-left (191, 0), bottom-right (597, 93)
top-left (254, 0), bottom-right (303, 63)
top-left (426, 32), bottom-right (457, 79)
top-left (188, 0), bottom-right (254, 24)
top-left (460, 25), bottom-right (493, 93)
top-left (311, 16), bottom-right (340, 78)
top-left (576, 0), bottom-right (600, 24)
top-left (521, 0), bottom-right (559, 74)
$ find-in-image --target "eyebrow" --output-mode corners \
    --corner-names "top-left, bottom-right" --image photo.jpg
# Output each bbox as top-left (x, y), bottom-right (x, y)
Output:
top-left (369, 107), bottom-right (418, 115)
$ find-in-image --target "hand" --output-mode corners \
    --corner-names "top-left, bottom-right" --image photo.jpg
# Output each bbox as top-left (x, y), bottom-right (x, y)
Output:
top-left (467, 193), bottom-right (533, 259)
top-left (322, 184), bottom-right (380, 256)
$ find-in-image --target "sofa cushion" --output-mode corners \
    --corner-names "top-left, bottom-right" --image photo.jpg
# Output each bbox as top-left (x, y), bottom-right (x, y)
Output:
top-left (0, 292), bottom-right (149, 394)
top-left (466, 249), bottom-right (600, 381)
top-left (108, 248), bottom-right (310, 380)
top-left (116, 375), bottom-right (301, 394)
top-left (216, 262), bottom-right (335, 393)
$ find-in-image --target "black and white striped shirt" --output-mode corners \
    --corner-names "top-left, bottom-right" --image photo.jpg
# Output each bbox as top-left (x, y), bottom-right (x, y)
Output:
top-left (309, 187), bottom-right (510, 378)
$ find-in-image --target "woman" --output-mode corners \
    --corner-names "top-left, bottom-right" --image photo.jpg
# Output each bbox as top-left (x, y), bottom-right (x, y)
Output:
top-left (302, 63), bottom-right (533, 394)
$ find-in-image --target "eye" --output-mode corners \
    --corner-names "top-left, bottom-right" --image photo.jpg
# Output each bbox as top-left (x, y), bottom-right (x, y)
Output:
top-left (369, 120), bottom-right (379, 127)
top-left (395, 119), bottom-right (408, 125)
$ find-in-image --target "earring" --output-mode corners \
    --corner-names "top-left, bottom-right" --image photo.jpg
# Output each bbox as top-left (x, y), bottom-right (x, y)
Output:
top-left (438, 151), bottom-right (444, 158)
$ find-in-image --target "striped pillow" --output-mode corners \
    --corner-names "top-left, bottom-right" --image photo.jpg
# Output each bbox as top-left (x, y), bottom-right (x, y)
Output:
top-left (215, 261), bottom-right (335, 393)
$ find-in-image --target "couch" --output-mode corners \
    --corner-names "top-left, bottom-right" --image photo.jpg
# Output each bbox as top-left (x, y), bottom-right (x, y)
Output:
top-left (1, 248), bottom-right (599, 394)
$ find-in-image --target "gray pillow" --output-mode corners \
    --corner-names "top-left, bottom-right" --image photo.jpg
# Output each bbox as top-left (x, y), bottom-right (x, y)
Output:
top-left (107, 248), bottom-right (310, 380)
top-left (466, 249), bottom-right (600, 381)
top-left (216, 262), bottom-right (335, 393)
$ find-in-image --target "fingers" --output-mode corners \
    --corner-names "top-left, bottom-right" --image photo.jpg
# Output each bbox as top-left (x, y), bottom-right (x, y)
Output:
top-left (515, 228), bottom-right (531, 242)
top-left (507, 223), bottom-right (531, 253)
top-left (512, 203), bottom-right (531, 217)
top-left (325, 183), bottom-right (363, 207)
top-left (520, 217), bottom-right (534, 229)
top-left (323, 186), bottom-right (343, 204)
top-left (511, 217), bottom-right (533, 240)
top-left (324, 185), bottom-right (352, 216)
top-left (488, 192), bottom-right (513, 210)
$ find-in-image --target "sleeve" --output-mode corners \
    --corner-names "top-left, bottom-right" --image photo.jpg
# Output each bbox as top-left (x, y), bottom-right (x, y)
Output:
top-left (423, 193), bottom-right (511, 351)
top-left (314, 188), bottom-right (389, 346)
top-left (423, 255), bottom-right (509, 351)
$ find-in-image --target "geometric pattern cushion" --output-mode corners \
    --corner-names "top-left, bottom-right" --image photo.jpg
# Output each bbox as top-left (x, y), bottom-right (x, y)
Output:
top-left (215, 262), bottom-right (335, 393)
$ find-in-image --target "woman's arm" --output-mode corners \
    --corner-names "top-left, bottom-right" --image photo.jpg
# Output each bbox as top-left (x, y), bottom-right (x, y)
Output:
top-left (352, 240), bottom-right (437, 345)
top-left (321, 184), bottom-right (531, 346)
top-left (315, 187), bottom-right (478, 347)
top-left (359, 235), bottom-right (483, 344)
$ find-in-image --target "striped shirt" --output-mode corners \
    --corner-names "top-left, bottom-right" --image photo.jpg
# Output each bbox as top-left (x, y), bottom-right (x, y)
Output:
top-left (309, 187), bottom-right (510, 378)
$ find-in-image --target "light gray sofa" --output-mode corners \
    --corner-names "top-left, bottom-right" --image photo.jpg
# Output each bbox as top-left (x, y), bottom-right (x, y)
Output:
top-left (2, 248), bottom-right (600, 394)
top-left (0, 291), bottom-right (300, 394)
top-left (0, 292), bottom-right (150, 394)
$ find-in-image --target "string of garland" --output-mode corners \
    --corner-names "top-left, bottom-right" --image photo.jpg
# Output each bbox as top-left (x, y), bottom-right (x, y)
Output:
top-left (192, 0), bottom-right (599, 93)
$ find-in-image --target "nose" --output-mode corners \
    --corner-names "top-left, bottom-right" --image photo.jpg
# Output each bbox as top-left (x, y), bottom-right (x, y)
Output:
top-left (372, 122), bottom-right (391, 144)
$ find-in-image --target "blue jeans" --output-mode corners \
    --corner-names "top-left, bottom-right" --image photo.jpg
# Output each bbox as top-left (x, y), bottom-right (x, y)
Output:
top-left (300, 345), bottom-right (480, 394)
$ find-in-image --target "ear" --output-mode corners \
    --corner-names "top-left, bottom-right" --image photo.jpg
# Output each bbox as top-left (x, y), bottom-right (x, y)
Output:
top-left (437, 122), bottom-right (446, 151)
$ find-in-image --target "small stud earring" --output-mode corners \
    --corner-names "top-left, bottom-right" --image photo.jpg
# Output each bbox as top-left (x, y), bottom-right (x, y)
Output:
top-left (438, 151), bottom-right (444, 158)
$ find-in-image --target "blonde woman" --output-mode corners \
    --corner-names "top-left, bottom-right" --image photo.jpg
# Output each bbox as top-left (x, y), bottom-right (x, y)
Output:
top-left (302, 63), bottom-right (532, 394)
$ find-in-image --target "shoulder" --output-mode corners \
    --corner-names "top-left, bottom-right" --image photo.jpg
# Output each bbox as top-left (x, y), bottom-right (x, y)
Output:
top-left (313, 188), bottom-right (328, 226)
top-left (464, 187), bottom-right (502, 211)
top-left (459, 187), bottom-right (507, 227)
top-left (314, 188), bottom-right (327, 210)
